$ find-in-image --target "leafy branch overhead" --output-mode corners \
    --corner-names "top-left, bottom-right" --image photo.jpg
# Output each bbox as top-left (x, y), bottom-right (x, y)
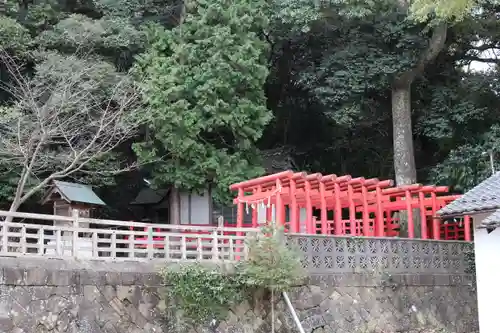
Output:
top-left (0, 51), bottom-right (144, 212)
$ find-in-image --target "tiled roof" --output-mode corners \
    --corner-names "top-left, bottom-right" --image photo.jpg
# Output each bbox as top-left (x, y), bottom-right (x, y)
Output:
top-left (130, 188), bottom-right (169, 205)
top-left (479, 208), bottom-right (500, 228)
top-left (437, 172), bottom-right (500, 216)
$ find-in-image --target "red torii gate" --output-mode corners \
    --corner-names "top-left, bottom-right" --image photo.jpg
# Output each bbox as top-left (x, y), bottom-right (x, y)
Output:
top-left (229, 170), bottom-right (471, 241)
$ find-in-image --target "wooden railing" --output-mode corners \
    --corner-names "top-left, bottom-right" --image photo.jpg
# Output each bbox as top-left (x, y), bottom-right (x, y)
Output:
top-left (0, 210), bottom-right (259, 262)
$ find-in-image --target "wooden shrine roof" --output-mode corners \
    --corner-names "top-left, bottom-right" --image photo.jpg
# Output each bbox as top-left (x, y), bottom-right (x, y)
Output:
top-left (42, 181), bottom-right (106, 206)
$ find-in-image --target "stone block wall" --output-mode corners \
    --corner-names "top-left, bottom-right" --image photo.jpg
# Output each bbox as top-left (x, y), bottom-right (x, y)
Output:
top-left (0, 257), bottom-right (477, 333)
top-left (284, 274), bottom-right (477, 333)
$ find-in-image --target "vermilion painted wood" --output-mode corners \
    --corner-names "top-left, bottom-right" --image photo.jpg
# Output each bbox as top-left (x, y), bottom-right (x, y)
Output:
top-left (305, 180), bottom-right (313, 234)
top-left (230, 171), bottom-right (471, 241)
top-left (275, 178), bottom-right (285, 227)
top-left (406, 190), bottom-right (415, 239)
top-left (419, 191), bottom-right (428, 239)
top-left (290, 178), bottom-right (298, 233)
top-left (464, 215), bottom-right (472, 241)
top-left (229, 170), bottom-right (294, 190)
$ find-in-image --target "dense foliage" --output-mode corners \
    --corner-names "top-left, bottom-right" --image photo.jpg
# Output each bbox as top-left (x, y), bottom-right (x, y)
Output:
top-left (162, 264), bottom-right (245, 328)
top-left (262, 0), bottom-right (500, 191)
top-left (133, 0), bottom-right (272, 202)
top-left (0, 0), bottom-right (500, 212)
top-left (160, 224), bottom-right (305, 330)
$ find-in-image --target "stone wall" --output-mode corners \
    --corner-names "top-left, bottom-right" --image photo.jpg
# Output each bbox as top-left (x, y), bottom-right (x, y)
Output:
top-left (0, 257), bottom-right (478, 333)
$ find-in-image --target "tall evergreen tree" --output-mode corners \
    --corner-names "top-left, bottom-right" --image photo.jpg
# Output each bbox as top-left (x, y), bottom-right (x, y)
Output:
top-left (134, 0), bottom-right (272, 221)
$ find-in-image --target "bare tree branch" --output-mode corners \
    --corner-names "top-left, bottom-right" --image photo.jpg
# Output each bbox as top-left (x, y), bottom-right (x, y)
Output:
top-left (0, 51), bottom-right (146, 214)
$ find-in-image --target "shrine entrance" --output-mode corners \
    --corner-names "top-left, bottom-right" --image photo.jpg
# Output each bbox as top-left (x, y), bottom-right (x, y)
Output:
top-left (230, 171), bottom-right (471, 241)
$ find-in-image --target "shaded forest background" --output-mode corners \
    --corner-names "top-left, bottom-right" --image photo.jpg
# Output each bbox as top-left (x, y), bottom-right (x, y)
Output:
top-left (0, 0), bottom-right (499, 220)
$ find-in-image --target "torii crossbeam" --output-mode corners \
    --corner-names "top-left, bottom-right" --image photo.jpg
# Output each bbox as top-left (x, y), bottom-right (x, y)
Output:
top-left (229, 171), bottom-right (471, 241)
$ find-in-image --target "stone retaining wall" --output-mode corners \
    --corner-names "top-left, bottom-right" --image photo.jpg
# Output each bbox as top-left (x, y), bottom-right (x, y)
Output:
top-left (0, 257), bottom-right (478, 333)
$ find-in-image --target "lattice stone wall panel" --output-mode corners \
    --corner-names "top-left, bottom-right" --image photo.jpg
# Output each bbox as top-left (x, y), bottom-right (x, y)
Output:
top-left (286, 235), bottom-right (471, 275)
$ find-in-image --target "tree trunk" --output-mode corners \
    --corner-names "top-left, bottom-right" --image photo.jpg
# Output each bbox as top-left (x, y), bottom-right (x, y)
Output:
top-left (168, 0), bottom-right (186, 227)
top-left (5, 175), bottom-right (28, 222)
top-left (392, 84), bottom-right (417, 186)
top-left (392, 83), bottom-right (419, 238)
top-left (169, 186), bottom-right (181, 225)
top-left (391, 22), bottom-right (447, 186)
top-left (4, 200), bottom-right (21, 223)
top-left (390, 22), bottom-right (447, 238)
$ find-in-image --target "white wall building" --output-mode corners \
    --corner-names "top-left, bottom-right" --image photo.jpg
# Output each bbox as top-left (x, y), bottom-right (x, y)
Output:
top-left (129, 146), bottom-right (297, 226)
top-left (438, 172), bottom-right (500, 333)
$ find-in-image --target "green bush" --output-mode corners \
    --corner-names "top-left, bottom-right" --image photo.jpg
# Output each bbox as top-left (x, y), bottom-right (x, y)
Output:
top-left (237, 224), bottom-right (306, 291)
top-left (160, 264), bottom-right (245, 327)
top-left (159, 223), bottom-right (306, 329)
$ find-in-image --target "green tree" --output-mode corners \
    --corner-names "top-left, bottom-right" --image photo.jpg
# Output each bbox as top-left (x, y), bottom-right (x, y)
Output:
top-left (262, 0), bottom-right (500, 197)
top-left (134, 0), bottom-right (272, 222)
top-left (267, 0), bottom-right (480, 187)
top-left (342, 0), bottom-right (481, 188)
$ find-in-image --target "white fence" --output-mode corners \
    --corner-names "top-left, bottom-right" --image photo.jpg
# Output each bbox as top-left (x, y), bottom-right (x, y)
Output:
top-left (0, 210), bottom-right (259, 262)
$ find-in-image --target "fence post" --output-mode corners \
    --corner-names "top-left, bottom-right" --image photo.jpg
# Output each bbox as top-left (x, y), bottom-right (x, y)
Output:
top-left (128, 227), bottom-right (135, 259)
top-left (111, 231), bottom-right (117, 259)
top-left (20, 225), bottom-right (27, 253)
top-left (72, 209), bottom-right (79, 257)
top-left (38, 228), bottom-right (44, 255)
top-left (229, 238), bottom-right (234, 261)
top-left (147, 227), bottom-right (153, 259)
top-left (181, 235), bottom-right (187, 260)
top-left (197, 237), bottom-right (203, 260)
top-left (243, 232), bottom-right (251, 260)
top-left (164, 234), bottom-right (170, 260)
top-left (92, 232), bottom-right (98, 258)
top-left (212, 230), bottom-right (219, 261)
top-left (1, 219), bottom-right (7, 253)
top-left (55, 229), bottom-right (62, 255)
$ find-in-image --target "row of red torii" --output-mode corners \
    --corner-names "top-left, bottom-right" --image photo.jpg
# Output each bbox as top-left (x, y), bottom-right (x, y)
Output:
top-left (229, 170), bottom-right (472, 241)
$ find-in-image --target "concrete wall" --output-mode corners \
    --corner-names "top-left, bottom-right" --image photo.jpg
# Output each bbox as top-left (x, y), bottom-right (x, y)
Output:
top-left (0, 257), bottom-right (478, 333)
